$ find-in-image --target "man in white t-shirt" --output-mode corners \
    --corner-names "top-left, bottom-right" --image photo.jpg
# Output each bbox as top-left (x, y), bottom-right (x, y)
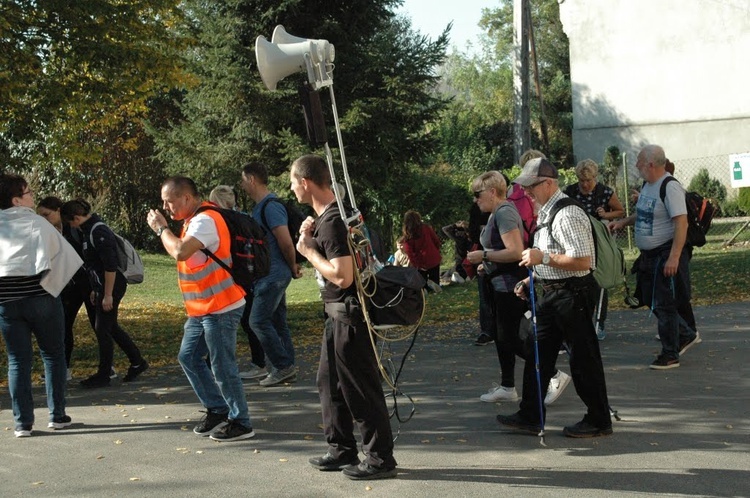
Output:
top-left (610, 145), bottom-right (700, 370)
top-left (147, 176), bottom-right (254, 442)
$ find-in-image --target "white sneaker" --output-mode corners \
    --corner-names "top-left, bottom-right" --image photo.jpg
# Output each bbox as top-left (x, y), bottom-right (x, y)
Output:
top-left (239, 364), bottom-right (268, 380)
top-left (480, 383), bottom-right (519, 403)
top-left (426, 280), bottom-right (442, 293)
top-left (14, 426), bottom-right (32, 438)
top-left (109, 367), bottom-right (118, 379)
top-left (544, 370), bottom-right (571, 406)
top-left (451, 272), bottom-right (465, 284)
top-left (259, 365), bottom-right (297, 387)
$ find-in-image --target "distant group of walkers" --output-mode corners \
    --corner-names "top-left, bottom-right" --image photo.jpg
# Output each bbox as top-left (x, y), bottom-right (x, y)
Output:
top-left (0, 143), bottom-right (700, 481)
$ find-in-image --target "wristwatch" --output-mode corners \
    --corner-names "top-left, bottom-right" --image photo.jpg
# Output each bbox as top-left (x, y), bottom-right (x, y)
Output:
top-left (542, 251), bottom-right (551, 265)
top-left (156, 226), bottom-right (169, 237)
top-left (482, 250), bottom-right (488, 262)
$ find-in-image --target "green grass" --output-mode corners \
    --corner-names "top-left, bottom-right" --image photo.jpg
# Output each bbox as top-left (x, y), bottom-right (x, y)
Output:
top-left (2, 244), bottom-right (748, 384)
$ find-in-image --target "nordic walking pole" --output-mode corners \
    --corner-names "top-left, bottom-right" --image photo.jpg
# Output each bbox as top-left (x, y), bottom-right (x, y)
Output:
top-left (527, 268), bottom-right (546, 446)
top-left (595, 287), bottom-right (605, 338)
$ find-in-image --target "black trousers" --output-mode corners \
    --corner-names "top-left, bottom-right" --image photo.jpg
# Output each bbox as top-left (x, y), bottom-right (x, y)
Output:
top-left (519, 275), bottom-right (611, 428)
top-left (92, 273), bottom-right (144, 376)
top-left (317, 307), bottom-right (396, 468)
top-left (490, 289), bottom-right (527, 388)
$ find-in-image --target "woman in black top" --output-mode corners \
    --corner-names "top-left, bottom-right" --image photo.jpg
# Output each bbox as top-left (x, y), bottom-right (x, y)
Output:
top-left (61, 199), bottom-right (148, 388)
top-left (37, 196), bottom-right (97, 380)
top-left (563, 159), bottom-right (625, 340)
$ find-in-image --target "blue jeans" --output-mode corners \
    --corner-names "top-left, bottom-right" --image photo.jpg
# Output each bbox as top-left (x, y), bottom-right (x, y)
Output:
top-left (178, 307), bottom-right (251, 428)
top-left (0, 294), bottom-right (67, 428)
top-left (249, 276), bottom-right (294, 373)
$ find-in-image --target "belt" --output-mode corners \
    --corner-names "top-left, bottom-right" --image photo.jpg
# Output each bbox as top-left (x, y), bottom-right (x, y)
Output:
top-left (541, 281), bottom-right (568, 292)
top-left (537, 275), bottom-right (592, 292)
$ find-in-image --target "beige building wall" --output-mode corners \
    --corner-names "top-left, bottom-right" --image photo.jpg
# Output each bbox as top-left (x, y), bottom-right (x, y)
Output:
top-left (559, 0), bottom-right (750, 180)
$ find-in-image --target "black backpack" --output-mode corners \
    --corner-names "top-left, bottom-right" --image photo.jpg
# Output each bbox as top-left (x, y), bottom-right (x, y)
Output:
top-left (196, 205), bottom-right (270, 292)
top-left (260, 197), bottom-right (308, 264)
top-left (659, 176), bottom-right (716, 248)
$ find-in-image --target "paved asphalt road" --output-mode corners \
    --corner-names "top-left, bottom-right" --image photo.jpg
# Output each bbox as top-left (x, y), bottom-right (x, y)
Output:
top-left (1, 302), bottom-right (748, 497)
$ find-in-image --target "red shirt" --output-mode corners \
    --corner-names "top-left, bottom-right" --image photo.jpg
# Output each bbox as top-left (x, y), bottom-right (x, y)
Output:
top-left (402, 224), bottom-right (442, 270)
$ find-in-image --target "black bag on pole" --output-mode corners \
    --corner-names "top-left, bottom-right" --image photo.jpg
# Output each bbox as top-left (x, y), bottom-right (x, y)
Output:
top-left (365, 266), bottom-right (426, 327)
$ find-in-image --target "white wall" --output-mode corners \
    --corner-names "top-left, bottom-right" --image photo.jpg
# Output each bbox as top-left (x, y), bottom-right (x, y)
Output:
top-left (559, 0), bottom-right (750, 173)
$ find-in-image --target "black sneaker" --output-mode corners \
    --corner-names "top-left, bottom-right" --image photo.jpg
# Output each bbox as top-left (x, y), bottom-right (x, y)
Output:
top-left (48, 415), bottom-right (72, 429)
top-left (79, 374), bottom-right (111, 389)
top-left (563, 418), bottom-right (613, 438)
top-left (193, 410), bottom-right (229, 436)
top-left (650, 354), bottom-right (680, 370)
top-left (342, 462), bottom-right (397, 480)
top-left (309, 452), bottom-right (360, 471)
top-left (474, 333), bottom-right (493, 346)
top-left (123, 361), bottom-right (149, 382)
top-left (209, 420), bottom-right (255, 442)
top-left (496, 412), bottom-right (541, 434)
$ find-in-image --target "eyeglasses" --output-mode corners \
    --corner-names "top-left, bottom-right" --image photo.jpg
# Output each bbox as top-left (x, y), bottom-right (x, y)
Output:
top-left (473, 190), bottom-right (485, 199)
top-left (21, 189), bottom-right (33, 197)
top-left (521, 180), bottom-right (547, 191)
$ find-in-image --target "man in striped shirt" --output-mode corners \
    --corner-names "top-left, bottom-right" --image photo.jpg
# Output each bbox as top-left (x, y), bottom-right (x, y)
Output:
top-left (497, 158), bottom-right (613, 438)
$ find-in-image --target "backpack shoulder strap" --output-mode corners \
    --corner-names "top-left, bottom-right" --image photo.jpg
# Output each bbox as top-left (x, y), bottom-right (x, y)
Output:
top-left (194, 205), bottom-right (232, 274)
top-left (539, 197), bottom-right (586, 246)
top-left (88, 221), bottom-right (107, 248)
top-left (546, 197), bottom-right (579, 227)
top-left (259, 197), bottom-right (284, 232)
top-left (659, 175), bottom-right (678, 204)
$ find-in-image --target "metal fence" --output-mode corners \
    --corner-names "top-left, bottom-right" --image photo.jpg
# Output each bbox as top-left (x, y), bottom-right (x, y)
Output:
top-left (604, 153), bottom-right (749, 249)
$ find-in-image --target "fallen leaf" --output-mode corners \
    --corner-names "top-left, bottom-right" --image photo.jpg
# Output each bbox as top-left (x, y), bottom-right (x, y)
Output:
top-left (303, 435), bottom-right (314, 440)
top-left (365, 485), bottom-right (372, 491)
top-left (421, 439), bottom-right (430, 444)
top-left (32, 482), bottom-right (44, 486)
top-left (180, 426), bottom-right (189, 431)
top-left (129, 477), bottom-right (141, 481)
top-left (114, 440), bottom-right (123, 445)
top-left (726, 425), bottom-right (733, 429)
top-left (176, 447), bottom-right (187, 451)
top-left (650, 442), bottom-right (658, 446)
top-left (96, 455), bottom-right (105, 460)
top-left (196, 451), bottom-right (204, 454)
top-left (254, 449), bottom-right (261, 454)
top-left (456, 439), bottom-right (467, 443)
top-left (279, 458), bottom-right (288, 462)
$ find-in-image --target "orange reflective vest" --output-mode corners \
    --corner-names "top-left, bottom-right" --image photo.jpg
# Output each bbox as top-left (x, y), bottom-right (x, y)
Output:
top-left (177, 202), bottom-right (245, 317)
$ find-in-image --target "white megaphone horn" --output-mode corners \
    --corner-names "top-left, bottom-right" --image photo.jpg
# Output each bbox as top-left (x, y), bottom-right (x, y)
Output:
top-left (255, 27), bottom-right (334, 91)
top-left (271, 25), bottom-right (308, 44)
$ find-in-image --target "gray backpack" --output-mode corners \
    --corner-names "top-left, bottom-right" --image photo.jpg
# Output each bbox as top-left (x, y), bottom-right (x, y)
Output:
top-left (90, 222), bottom-right (145, 284)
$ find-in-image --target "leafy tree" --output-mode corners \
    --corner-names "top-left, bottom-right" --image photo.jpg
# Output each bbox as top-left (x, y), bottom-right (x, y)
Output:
top-left (150, 0), bottom-right (451, 243)
top-left (1, 1), bottom-right (189, 245)
top-left (600, 145), bottom-right (621, 191)
top-left (1, 0), bottom-right (189, 169)
top-left (479, 0), bottom-right (573, 165)
top-left (688, 168), bottom-right (727, 204)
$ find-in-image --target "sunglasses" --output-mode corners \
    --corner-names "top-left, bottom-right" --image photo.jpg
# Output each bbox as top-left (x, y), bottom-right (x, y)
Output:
top-left (522, 179), bottom-right (547, 190)
top-left (473, 189), bottom-right (485, 199)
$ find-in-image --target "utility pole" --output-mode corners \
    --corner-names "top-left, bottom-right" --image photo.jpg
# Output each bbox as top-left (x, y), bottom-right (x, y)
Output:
top-left (527, 0), bottom-right (550, 154)
top-left (513, 0), bottom-right (530, 164)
